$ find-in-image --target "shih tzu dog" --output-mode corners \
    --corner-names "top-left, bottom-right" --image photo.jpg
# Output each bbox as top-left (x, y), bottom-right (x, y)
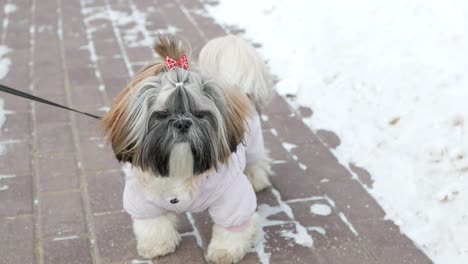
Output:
top-left (100, 34), bottom-right (273, 263)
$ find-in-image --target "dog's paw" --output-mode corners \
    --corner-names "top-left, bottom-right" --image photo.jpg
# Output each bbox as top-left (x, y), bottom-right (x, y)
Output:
top-left (133, 215), bottom-right (181, 259)
top-left (207, 244), bottom-right (246, 264)
top-left (245, 159), bottom-right (272, 192)
top-left (207, 214), bottom-right (260, 264)
top-left (137, 234), bottom-right (180, 259)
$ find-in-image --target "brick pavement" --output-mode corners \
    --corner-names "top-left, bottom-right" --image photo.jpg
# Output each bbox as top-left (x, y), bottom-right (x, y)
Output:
top-left (0, 0), bottom-right (432, 263)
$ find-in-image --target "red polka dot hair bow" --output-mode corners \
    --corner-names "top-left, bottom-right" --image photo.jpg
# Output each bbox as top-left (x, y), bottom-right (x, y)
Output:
top-left (165, 55), bottom-right (189, 70)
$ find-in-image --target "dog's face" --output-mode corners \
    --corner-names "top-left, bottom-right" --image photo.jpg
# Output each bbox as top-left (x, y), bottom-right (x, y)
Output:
top-left (101, 66), bottom-right (252, 177)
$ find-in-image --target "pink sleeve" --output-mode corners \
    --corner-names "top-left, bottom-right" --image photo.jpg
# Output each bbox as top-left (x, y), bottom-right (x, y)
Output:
top-left (122, 164), bottom-right (167, 219)
top-left (244, 113), bottom-right (267, 165)
top-left (208, 171), bottom-right (257, 228)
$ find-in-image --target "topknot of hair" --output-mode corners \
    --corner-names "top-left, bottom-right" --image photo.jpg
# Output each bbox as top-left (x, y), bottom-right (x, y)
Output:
top-left (153, 34), bottom-right (191, 62)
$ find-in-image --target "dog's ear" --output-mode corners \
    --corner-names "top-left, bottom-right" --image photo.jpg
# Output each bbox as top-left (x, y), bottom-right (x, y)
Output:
top-left (100, 88), bottom-right (134, 163)
top-left (223, 87), bottom-right (253, 152)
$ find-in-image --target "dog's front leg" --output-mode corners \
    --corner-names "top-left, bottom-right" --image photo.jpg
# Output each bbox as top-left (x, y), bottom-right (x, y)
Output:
top-left (207, 213), bottom-right (260, 264)
top-left (133, 213), bottom-right (181, 259)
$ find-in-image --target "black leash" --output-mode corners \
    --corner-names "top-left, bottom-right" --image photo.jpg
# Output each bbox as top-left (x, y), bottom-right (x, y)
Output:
top-left (0, 84), bottom-right (102, 120)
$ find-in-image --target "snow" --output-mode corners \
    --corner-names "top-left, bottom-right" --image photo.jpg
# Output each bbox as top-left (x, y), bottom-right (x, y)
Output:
top-left (0, 46), bottom-right (11, 79)
top-left (310, 204), bottom-right (332, 216)
top-left (3, 3), bottom-right (17, 14)
top-left (206, 0), bottom-right (468, 263)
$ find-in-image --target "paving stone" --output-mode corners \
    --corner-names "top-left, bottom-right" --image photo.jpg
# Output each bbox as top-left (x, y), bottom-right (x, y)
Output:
top-left (125, 46), bottom-right (153, 63)
top-left (0, 175), bottom-right (33, 217)
top-left (36, 122), bottom-right (75, 154)
top-left (102, 76), bottom-right (129, 99)
top-left (191, 210), bottom-right (213, 248)
top-left (69, 84), bottom-right (105, 109)
top-left (0, 216), bottom-right (35, 264)
top-left (75, 114), bottom-right (103, 141)
top-left (68, 66), bottom-right (100, 88)
top-left (94, 212), bottom-right (139, 263)
top-left (316, 129), bottom-right (341, 149)
top-left (98, 58), bottom-right (130, 80)
top-left (41, 191), bottom-right (87, 238)
top-left (268, 113), bottom-right (319, 145)
top-left (288, 199), bottom-right (355, 249)
top-left (264, 95), bottom-right (291, 115)
top-left (78, 136), bottom-right (120, 172)
top-left (155, 236), bottom-right (206, 264)
top-left (321, 179), bottom-right (385, 222)
top-left (316, 242), bottom-right (376, 264)
top-left (179, 213), bottom-right (194, 234)
top-left (263, 130), bottom-right (292, 162)
top-left (0, 112), bottom-right (31, 140)
top-left (263, 223), bottom-right (320, 264)
top-left (297, 106), bottom-right (313, 118)
top-left (349, 163), bottom-right (374, 189)
top-left (37, 153), bottom-right (79, 192)
top-left (257, 189), bottom-right (291, 222)
top-left (0, 140), bottom-right (32, 176)
top-left (43, 237), bottom-right (93, 264)
top-left (33, 76), bottom-right (66, 98)
top-left (353, 219), bottom-right (432, 263)
top-left (94, 40), bottom-right (122, 59)
top-left (291, 142), bottom-right (352, 184)
top-left (1, 93), bottom-right (30, 113)
top-left (270, 161), bottom-right (323, 201)
top-left (35, 99), bottom-right (70, 124)
top-left (64, 49), bottom-right (93, 68)
top-left (376, 245), bottom-right (433, 264)
top-left (88, 170), bottom-right (125, 213)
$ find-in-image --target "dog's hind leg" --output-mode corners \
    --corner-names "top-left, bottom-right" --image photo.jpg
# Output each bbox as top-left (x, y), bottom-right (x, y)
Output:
top-left (245, 156), bottom-right (273, 192)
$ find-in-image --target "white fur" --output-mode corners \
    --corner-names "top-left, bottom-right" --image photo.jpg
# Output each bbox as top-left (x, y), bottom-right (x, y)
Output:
top-left (133, 213), bottom-right (181, 259)
top-left (199, 35), bottom-right (273, 108)
top-left (207, 213), bottom-right (260, 264)
top-left (132, 144), bottom-right (208, 209)
top-left (245, 157), bottom-right (273, 192)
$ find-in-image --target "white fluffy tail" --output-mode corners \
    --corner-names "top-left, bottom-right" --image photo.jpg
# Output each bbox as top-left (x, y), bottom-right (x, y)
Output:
top-left (199, 35), bottom-right (273, 109)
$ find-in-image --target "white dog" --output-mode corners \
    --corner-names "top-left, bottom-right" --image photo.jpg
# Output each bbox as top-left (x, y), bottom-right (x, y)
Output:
top-left (100, 34), bottom-right (273, 263)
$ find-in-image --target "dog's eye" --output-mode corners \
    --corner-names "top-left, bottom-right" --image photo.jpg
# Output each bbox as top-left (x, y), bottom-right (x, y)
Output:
top-left (193, 111), bottom-right (206, 119)
top-left (154, 111), bottom-right (170, 120)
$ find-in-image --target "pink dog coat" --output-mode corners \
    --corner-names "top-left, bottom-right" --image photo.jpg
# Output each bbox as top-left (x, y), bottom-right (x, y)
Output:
top-left (123, 113), bottom-right (265, 229)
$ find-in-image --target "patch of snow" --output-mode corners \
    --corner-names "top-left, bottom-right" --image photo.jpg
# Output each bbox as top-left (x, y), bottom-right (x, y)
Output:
top-left (298, 162), bottom-right (307, 171)
top-left (186, 212), bottom-right (203, 247)
top-left (0, 46), bottom-right (11, 79)
top-left (0, 174), bottom-right (15, 180)
top-left (281, 142), bottom-right (297, 152)
top-left (339, 212), bottom-right (358, 236)
top-left (307, 226), bottom-right (326, 236)
top-left (207, 0), bottom-right (468, 262)
top-left (99, 106), bottom-right (110, 112)
top-left (131, 260), bottom-right (152, 264)
top-left (310, 204), bottom-right (332, 216)
top-left (270, 128), bottom-right (277, 137)
top-left (4, 3), bottom-right (17, 14)
top-left (53, 235), bottom-right (80, 241)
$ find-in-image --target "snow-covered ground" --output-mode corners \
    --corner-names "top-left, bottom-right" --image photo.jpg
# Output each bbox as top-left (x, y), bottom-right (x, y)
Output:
top-left (206, 0), bottom-right (468, 263)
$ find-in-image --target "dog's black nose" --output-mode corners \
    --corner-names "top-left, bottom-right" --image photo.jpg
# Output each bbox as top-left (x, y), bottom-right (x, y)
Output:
top-left (173, 119), bottom-right (192, 133)
top-left (170, 198), bottom-right (179, 204)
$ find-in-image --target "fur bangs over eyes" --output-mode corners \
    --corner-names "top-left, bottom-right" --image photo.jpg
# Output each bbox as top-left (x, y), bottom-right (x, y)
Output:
top-left (100, 34), bottom-right (253, 176)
